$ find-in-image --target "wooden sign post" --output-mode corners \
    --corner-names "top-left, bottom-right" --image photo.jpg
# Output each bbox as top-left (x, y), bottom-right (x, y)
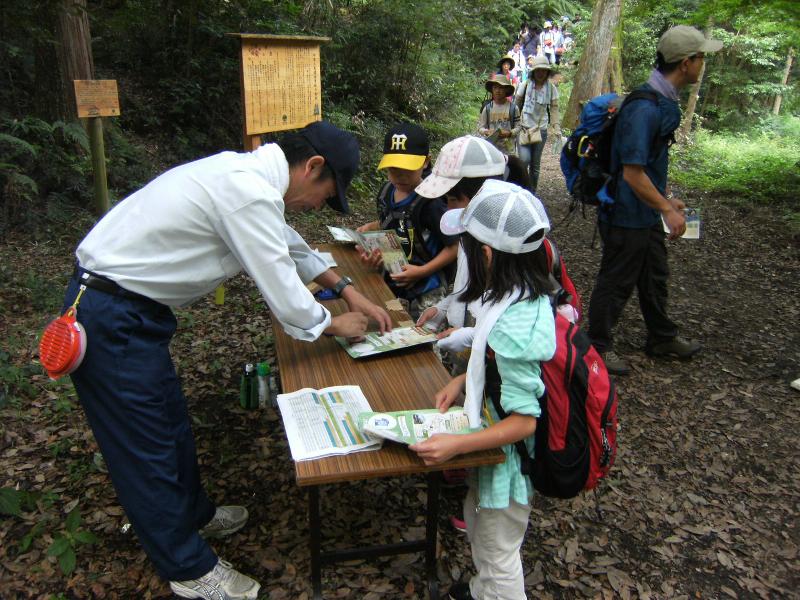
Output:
top-left (73, 79), bottom-right (120, 215)
top-left (228, 34), bottom-right (330, 150)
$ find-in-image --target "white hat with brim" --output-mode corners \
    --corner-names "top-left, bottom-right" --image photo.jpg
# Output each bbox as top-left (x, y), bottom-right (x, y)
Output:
top-left (415, 136), bottom-right (507, 199)
top-left (658, 25), bottom-right (723, 63)
top-left (439, 180), bottom-right (551, 254)
top-left (440, 207), bottom-right (466, 236)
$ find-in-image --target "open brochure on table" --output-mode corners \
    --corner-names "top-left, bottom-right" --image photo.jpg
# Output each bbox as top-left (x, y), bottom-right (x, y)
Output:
top-left (662, 208), bottom-right (700, 239)
top-left (335, 326), bottom-right (437, 359)
top-left (326, 226), bottom-right (409, 275)
top-left (277, 385), bottom-right (382, 461)
top-left (358, 407), bottom-right (475, 445)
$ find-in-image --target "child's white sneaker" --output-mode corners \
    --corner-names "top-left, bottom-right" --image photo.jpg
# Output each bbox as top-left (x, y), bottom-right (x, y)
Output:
top-left (200, 505), bottom-right (248, 538)
top-left (170, 559), bottom-right (260, 600)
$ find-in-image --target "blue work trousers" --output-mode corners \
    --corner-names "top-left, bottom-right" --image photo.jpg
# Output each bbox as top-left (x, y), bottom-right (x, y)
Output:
top-left (63, 274), bottom-right (217, 581)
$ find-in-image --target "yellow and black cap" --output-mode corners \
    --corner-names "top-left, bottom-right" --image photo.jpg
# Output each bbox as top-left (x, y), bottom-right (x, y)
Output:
top-left (377, 122), bottom-right (429, 171)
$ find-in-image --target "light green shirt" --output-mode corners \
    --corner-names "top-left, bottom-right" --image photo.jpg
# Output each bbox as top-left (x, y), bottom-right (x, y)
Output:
top-left (472, 295), bottom-right (556, 509)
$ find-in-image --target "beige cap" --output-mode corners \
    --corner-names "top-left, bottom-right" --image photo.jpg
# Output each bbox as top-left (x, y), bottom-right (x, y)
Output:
top-left (657, 25), bottom-right (723, 63)
top-left (528, 55), bottom-right (553, 72)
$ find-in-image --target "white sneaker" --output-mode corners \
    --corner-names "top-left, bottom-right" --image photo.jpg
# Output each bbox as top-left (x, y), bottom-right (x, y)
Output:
top-left (200, 506), bottom-right (248, 538)
top-left (170, 559), bottom-right (260, 600)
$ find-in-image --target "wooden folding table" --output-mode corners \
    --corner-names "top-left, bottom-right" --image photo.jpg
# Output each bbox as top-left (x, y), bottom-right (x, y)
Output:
top-left (272, 244), bottom-right (503, 599)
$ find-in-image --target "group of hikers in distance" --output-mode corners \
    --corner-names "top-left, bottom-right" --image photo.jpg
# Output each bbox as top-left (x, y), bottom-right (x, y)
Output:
top-left (51, 21), bottom-right (721, 600)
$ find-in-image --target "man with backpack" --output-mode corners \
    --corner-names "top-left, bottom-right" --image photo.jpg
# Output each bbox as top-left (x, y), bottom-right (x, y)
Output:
top-left (587, 25), bottom-right (722, 375)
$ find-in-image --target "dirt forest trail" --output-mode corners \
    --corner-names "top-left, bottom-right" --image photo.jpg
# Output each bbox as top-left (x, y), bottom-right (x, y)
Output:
top-left (0, 148), bottom-right (799, 598)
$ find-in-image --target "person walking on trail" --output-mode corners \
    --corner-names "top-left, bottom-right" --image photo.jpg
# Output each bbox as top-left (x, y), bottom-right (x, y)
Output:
top-left (587, 26), bottom-right (722, 376)
top-left (61, 120), bottom-right (392, 600)
top-left (520, 23), bottom-right (537, 60)
top-left (538, 20), bottom-right (558, 64)
top-left (515, 55), bottom-right (560, 194)
top-left (508, 40), bottom-right (526, 82)
top-left (477, 74), bottom-right (520, 156)
top-left (496, 55), bottom-right (517, 85)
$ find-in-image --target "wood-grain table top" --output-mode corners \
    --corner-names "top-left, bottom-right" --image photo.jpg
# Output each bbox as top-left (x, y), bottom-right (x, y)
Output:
top-left (272, 243), bottom-right (504, 486)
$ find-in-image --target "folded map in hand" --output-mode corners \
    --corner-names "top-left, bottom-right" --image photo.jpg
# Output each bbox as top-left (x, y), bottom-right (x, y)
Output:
top-left (358, 407), bottom-right (475, 445)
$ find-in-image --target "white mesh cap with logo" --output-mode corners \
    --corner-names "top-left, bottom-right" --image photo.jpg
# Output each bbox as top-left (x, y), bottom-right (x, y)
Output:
top-left (440, 179), bottom-right (550, 254)
top-left (415, 136), bottom-right (507, 198)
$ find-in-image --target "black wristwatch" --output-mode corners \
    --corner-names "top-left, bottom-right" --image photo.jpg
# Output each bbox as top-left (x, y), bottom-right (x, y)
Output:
top-left (331, 276), bottom-right (353, 298)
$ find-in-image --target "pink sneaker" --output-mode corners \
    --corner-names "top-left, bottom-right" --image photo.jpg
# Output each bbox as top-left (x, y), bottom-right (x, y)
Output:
top-left (450, 516), bottom-right (467, 533)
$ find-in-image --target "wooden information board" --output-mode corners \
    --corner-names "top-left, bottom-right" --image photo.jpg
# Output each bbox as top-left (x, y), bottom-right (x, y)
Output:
top-left (73, 80), bottom-right (120, 118)
top-left (230, 34), bottom-right (330, 139)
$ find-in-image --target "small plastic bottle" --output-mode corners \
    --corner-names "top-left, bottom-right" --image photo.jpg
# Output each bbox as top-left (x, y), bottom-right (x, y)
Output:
top-left (256, 362), bottom-right (269, 409)
top-left (240, 363), bottom-right (256, 409)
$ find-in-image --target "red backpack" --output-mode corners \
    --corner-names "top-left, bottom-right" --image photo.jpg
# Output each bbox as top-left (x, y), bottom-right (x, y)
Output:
top-left (487, 312), bottom-right (618, 499)
top-left (544, 238), bottom-right (582, 322)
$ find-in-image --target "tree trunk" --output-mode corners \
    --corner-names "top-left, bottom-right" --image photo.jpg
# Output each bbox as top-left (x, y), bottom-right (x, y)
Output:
top-left (56, 0), bottom-right (95, 120)
top-left (773, 47), bottom-right (795, 115)
top-left (679, 20), bottom-right (713, 141)
top-left (608, 16), bottom-right (624, 93)
top-left (562, 0), bottom-right (622, 130)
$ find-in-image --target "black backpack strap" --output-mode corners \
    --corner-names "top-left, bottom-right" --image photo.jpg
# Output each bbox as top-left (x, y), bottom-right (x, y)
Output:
top-left (379, 188), bottom-right (434, 264)
top-left (408, 194), bottom-right (434, 263)
top-left (480, 101), bottom-right (493, 130)
top-left (377, 182), bottom-right (395, 229)
top-left (485, 360), bottom-right (536, 477)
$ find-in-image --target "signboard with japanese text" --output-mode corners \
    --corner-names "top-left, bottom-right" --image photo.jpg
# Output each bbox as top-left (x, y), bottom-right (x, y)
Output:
top-left (234, 34), bottom-right (329, 136)
top-left (73, 80), bottom-right (120, 118)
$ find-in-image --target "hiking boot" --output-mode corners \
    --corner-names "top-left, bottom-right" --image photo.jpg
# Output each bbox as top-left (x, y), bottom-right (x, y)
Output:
top-left (170, 559), bottom-right (260, 600)
top-left (200, 506), bottom-right (248, 539)
top-left (602, 351), bottom-right (630, 376)
top-left (646, 337), bottom-right (701, 360)
top-left (447, 581), bottom-right (476, 600)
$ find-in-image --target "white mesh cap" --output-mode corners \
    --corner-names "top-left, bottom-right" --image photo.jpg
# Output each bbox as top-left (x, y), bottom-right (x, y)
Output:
top-left (415, 136), bottom-right (507, 198)
top-left (440, 180), bottom-right (550, 254)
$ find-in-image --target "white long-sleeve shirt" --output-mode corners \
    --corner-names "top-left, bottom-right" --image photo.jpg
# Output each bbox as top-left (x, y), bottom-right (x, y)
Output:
top-left (76, 144), bottom-right (332, 341)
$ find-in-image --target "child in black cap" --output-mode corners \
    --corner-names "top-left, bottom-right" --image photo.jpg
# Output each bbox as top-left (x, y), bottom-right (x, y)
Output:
top-left (357, 122), bottom-right (458, 320)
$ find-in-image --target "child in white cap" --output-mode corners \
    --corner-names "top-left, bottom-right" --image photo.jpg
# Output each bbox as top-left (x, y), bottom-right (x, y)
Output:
top-left (411, 180), bottom-right (556, 600)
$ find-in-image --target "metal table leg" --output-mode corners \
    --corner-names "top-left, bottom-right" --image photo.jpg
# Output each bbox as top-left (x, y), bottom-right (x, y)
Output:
top-left (308, 474), bottom-right (442, 599)
top-left (426, 472), bottom-right (440, 600)
top-left (309, 485), bottom-right (322, 600)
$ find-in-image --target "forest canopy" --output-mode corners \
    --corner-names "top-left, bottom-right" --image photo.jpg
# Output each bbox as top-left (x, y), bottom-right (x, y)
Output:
top-left (0, 0), bottom-right (798, 232)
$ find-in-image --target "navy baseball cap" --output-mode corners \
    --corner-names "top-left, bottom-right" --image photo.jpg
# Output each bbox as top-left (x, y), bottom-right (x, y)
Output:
top-left (300, 120), bottom-right (360, 213)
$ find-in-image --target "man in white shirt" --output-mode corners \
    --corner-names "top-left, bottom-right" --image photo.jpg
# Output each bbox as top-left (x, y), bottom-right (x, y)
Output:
top-left (63, 121), bottom-right (391, 600)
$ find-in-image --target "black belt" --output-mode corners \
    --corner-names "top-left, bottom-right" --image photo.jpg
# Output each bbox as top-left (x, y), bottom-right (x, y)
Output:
top-left (73, 266), bottom-right (149, 300)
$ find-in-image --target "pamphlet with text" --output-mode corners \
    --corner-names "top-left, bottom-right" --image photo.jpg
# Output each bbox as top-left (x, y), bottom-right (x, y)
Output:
top-left (335, 326), bottom-right (436, 359)
top-left (326, 226), bottom-right (409, 275)
top-left (277, 385), bottom-right (382, 461)
top-left (358, 407), bottom-right (475, 445)
top-left (662, 208), bottom-right (700, 239)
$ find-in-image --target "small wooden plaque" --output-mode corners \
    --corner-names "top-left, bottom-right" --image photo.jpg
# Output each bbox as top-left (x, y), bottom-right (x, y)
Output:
top-left (74, 80), bottom-right (120, 118)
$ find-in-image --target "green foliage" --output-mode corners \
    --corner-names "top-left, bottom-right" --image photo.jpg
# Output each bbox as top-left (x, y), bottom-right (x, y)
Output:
top-left (671, 116), bottom-right (800, 207)
top-left (0, 486), bottom-right (22, 516)
top-left (47, 508), bottom-right (97, 576)
top-left (0, 487), bottom-right (56, 517)
top-left (0, 348), bottom-right (37, 409)
top-left (0, 116), bottom-right (91, 235)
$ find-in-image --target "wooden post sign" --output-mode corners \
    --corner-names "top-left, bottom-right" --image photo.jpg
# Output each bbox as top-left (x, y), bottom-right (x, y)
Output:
top-left (228, 34), bottom-right (330, 151)
top-left (74, 79), bottom-right (121, 215)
